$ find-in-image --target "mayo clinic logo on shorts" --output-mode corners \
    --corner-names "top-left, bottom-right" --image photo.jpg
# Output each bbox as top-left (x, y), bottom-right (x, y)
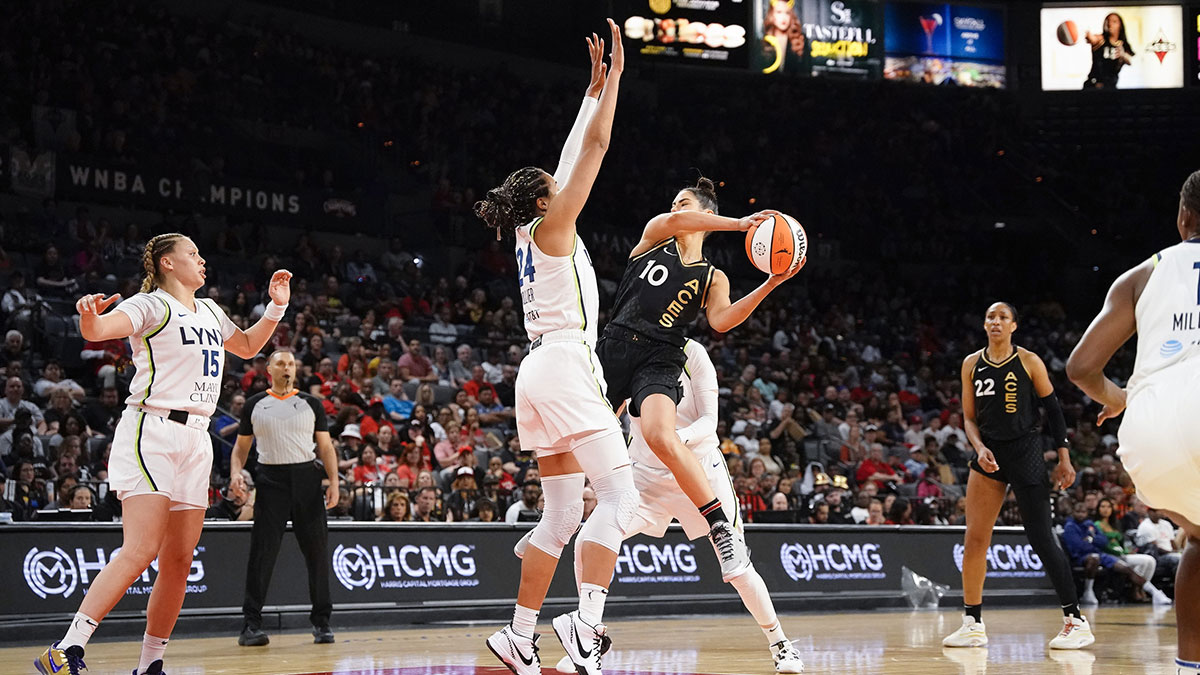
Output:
top-left (23, 546), bottom-right (207, 599)
top-left (331, 543), bottom-right (478, 591)
top-left (953, 543), bottom-right (1045, 578)
top-left (1160, 339), bottom-right (1183, 358)
top-left (614, 542), bottom-right (699, 583)
top-left (779, 542), bottom-right (885, 582)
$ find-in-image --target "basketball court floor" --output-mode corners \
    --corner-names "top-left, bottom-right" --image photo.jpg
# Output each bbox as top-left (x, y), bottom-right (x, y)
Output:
top-left (0, 606), bottom-right (1177, 675)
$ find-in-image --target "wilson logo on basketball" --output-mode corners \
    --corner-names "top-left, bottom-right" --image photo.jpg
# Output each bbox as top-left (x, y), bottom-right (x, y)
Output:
top-left (22, 546), bottom-right (207, 599)
top-left (952, 543), bottom-right (1045, 578)
top-left (332, 543), bottom-right (479, 591)
top-left (779, 542), bottom-right (885, 582)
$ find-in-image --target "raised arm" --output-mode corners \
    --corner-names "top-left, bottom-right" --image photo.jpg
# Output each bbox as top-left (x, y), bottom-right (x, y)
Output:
top-left (77, 294), bottom-right (134, 342)
top-left (223, 270), bottom-right (292, 359)
top-left (535, 19), bottom-right (624, 256)
top-left (1066, 260), bottom-right (1147, 423)
top-left (552, 34), bottom-right (606, 188)
top-left (632, 210), bottom-right (764, 256)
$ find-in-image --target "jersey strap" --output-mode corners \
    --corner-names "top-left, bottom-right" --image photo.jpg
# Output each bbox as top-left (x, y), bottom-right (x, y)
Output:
top-left (139, 296), bottom-right (173, 405)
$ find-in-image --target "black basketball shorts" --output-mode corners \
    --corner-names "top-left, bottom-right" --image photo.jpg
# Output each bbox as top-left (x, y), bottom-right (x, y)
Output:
top-left (595, 329), bottom-right (685, 417)
top-left (969, 433), bottom-right (1049, 488)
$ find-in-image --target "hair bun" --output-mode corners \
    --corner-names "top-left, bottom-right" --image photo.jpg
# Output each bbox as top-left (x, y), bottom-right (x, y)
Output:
top-left (695, 177), bottom-right (716, 193)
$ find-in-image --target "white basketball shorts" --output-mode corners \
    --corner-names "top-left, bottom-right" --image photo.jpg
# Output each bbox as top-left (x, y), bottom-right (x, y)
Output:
top-left (627, 447), bottom-right (740, 540)
top-left (1118, 359), bottom-right (1200, 526)
top-left (515, 339), bottom-right (620, 456)
top-left (109, 406), bottom-right (212, 510)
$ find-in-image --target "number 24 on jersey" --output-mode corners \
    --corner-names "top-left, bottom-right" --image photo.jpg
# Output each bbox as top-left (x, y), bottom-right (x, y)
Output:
top-left (516, 244), bottom-right (537, 287)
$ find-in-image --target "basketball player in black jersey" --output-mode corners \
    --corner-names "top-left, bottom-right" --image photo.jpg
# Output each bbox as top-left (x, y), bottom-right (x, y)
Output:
top-left (596, 177), bottom-right (803, 579)
top-left (943, 302), bottom-right (1094, 650)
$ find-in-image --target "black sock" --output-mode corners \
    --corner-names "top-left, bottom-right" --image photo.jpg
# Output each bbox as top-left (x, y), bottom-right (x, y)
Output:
top-left (1062, 603), bottom-right (1081, 620)
top-left (964, 603), bottom-right (982, 623)
top-left (700, 499), bottom-right (726, 528)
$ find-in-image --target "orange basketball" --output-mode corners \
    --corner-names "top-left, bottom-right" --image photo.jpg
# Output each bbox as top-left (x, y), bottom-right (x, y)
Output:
top-left (745, 212), bottom-right (807, 275)
top-left (1057, 20), bottom-right (1079, 46)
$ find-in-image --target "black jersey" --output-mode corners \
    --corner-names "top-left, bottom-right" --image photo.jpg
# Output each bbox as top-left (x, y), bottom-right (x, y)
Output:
top-left (971, 347), bottom-right (1037, 442)
top-left (608, 238), bottom-right (715, 347)
top-left (1086, 39), bottom-right (1126, 87)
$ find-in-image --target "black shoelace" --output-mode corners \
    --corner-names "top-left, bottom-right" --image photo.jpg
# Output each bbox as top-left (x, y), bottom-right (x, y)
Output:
top-left (712, 527), bottom-right (735, 562)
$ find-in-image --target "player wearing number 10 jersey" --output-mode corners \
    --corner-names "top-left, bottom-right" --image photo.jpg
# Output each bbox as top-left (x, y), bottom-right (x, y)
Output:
top-left (474, 23), bottom-right (634, 675)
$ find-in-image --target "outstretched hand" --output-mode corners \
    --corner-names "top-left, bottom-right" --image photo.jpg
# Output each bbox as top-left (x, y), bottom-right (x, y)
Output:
top-left (267, 270), bottom-right (292, 306)
top-left (769, 255), bottom-right (807, 285)
top-left (737, 210), bottom-right (771, 232)
top-left (607, 18), bottom-right (624, 73)
top-left (76, 293), bottom-right (121, 316)
top-left (585, 33), bottom-right (607, 97)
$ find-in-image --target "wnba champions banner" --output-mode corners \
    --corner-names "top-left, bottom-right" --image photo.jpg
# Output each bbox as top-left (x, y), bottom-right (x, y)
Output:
top-left (0, 524), bottom-right (1049, 619)
top-left (44, 153), bottom-right (379, 228)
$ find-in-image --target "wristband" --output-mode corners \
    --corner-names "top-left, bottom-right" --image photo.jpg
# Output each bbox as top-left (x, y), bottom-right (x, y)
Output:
top-left (264, 301), bottom-right (288, 322)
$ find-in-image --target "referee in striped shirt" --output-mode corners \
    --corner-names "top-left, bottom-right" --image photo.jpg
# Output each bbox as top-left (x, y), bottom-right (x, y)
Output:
top-left (230, 350), bottom-right (339, 647)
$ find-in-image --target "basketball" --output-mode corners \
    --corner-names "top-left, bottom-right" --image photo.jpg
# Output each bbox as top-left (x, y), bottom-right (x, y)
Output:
top-left (745, 212), bottom-right (807, 275)
top-left (1056, 20), bottom-right (1078, 46)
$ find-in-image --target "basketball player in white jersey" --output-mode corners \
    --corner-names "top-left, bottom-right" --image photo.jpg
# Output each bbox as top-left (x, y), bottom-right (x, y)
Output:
top-left (514, 339), bottom-right (805, 673)
top-left (1066, 170), bottom-right (1200, 675)
top-left (36, 233), bottom-right (291, 675)
top-left (474, 21), bottom-right (636, 675)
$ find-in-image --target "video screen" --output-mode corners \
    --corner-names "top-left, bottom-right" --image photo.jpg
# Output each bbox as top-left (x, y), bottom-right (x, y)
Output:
top-left (620, 0), bottom-right (751, 69)
top-left (884, 2), bottom-right (1007, 87)
top-left (1191, 5), bottom-right (1200, 85)
top-left (1041, 5), bottom-right (1184, 90)
top-left (752, 0), bottom-right (885, 79)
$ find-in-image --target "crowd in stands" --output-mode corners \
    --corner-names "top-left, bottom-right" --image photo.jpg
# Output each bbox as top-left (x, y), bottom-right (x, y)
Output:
top-left (0, 0), bottom-right (1190, 605)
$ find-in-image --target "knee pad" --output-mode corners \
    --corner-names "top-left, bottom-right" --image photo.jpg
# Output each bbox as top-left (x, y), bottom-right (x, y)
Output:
top-left (528, 473), bottom-right (585, 559)
top-left (580, 466), bottom-right (639, 553)
top-left (571, 429), bottom-right (631, 482)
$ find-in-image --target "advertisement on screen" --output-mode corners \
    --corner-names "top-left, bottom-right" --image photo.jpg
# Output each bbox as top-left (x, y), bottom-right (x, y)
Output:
top-left (1191, 5), bottom-right (1200, 84)
top-left (620, 0), bottom-right (752, 68)
top-left (884, 2), bottom-right (1006, 87)
top-left (1041, 5), bottom-right (1184, 90)
top-left (752, 0), bottom-right (885, 78)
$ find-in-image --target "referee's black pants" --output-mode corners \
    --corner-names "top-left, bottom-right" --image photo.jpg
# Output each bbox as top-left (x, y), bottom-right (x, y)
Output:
top-left (242, 461), bottom-right (332, 630)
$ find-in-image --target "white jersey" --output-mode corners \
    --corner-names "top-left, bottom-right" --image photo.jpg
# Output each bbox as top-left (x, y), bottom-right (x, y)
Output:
top-left (115, 289), bottom-right (238, 416)
top-left (1127, 240), bottom-right (1200, 395)
top-left (515, 217), bottom-right (600, 345)
top-left (629, 339), bottom-right (719, 470)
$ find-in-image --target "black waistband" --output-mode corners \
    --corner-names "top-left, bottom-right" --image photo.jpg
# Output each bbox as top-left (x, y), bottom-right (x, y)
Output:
top-left (167, 409), bottom-right (189, 425)
top-left (602, 324), bottom-right (676, 346)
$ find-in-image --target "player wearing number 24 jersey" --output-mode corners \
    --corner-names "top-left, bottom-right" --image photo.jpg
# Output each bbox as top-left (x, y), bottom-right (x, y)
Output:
top-left (474, 21), bottom-right (635, 675)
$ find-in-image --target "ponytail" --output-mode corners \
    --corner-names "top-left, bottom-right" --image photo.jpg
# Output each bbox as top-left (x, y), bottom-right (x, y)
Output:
top-left (139, 233), bottom-right (186, 293)
top-left (473, 166), bottom-right (550, 237)
top-left (683, 175), bottom-right (720, 214)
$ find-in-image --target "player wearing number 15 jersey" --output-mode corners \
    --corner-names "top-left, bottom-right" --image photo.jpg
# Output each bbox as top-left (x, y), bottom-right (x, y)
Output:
top-left (944, 301), bottom-right (1092, 652)
top-left (474, 23), bottom-right (635, 675)
top-left (1067, 170), bottom-right (1200, 675)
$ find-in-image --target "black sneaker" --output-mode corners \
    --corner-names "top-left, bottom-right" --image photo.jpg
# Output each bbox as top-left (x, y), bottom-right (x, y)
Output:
top-left (312, 626), bottom-right (335, 644)
top-left (238, 626), bottom-right (270, 647)
top-left (131, 659), bottom-right (165, 675)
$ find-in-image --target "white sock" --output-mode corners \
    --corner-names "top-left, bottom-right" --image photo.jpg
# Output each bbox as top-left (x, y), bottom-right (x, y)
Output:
top-left (1083, 578), bottom-right (1095, 594)
top-left (579, 583), bottom-right (608, 625)
top-left (1142, 580), bottom-right (1160, 594)
top-left (1176, 657), bottom-right (1200, 674)
top-left (729, 567), bottom-right (785, 646)
top-left (61, 612), bottom-right (99, 650)
top-left (511, 604), bottom-right (539, 639)
top-left (138, 633), bottom-right (169, 673)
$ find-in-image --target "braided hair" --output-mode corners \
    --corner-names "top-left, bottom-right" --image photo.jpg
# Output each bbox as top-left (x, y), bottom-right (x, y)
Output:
top-left (681, 176), bottom-right (719, 214)
top-left (139, 233), bottom-right (187, 293)
top-left (473, 167), bottom-right (551, 237)
top-left (1182, 170), bottom-right (1200, 216)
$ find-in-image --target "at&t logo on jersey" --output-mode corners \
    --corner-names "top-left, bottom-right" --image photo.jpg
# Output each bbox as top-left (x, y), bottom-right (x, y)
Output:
top-left (953, 543), bottom-right (1045, 578)
top-left (23, 546), bottom-right (207, 599)
top-left (331, 543), bottom-right (478, 591)
top-left (1160, 339), bottom-right (1183, 358)
top-left (779, 542), bottom-right (885, 582)
top-left (614, 542), bottom-right (699, 583)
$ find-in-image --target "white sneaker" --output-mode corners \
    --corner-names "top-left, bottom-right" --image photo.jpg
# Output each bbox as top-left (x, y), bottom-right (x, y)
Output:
top-left (1048, 615), bottom-right (1095, 650)
top-left (555, 632), bottom-right (612, 673)
top-left (709, 520), bottom-right (751, 581)
top-left (514, 530), bottom-right (532, 559)
top-left (486, 624), bottom-right (541, 675)
top-left (942, 615), bottom-right (988, 647)
top-left (553, 610), bottom-right (606, 675)
top-left (1079, 591), bottom-right (1099, 606)
top-left (771, 640), bottom-right (805, 673)
top-left (1152, 590), bottom-right (1173, 606)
